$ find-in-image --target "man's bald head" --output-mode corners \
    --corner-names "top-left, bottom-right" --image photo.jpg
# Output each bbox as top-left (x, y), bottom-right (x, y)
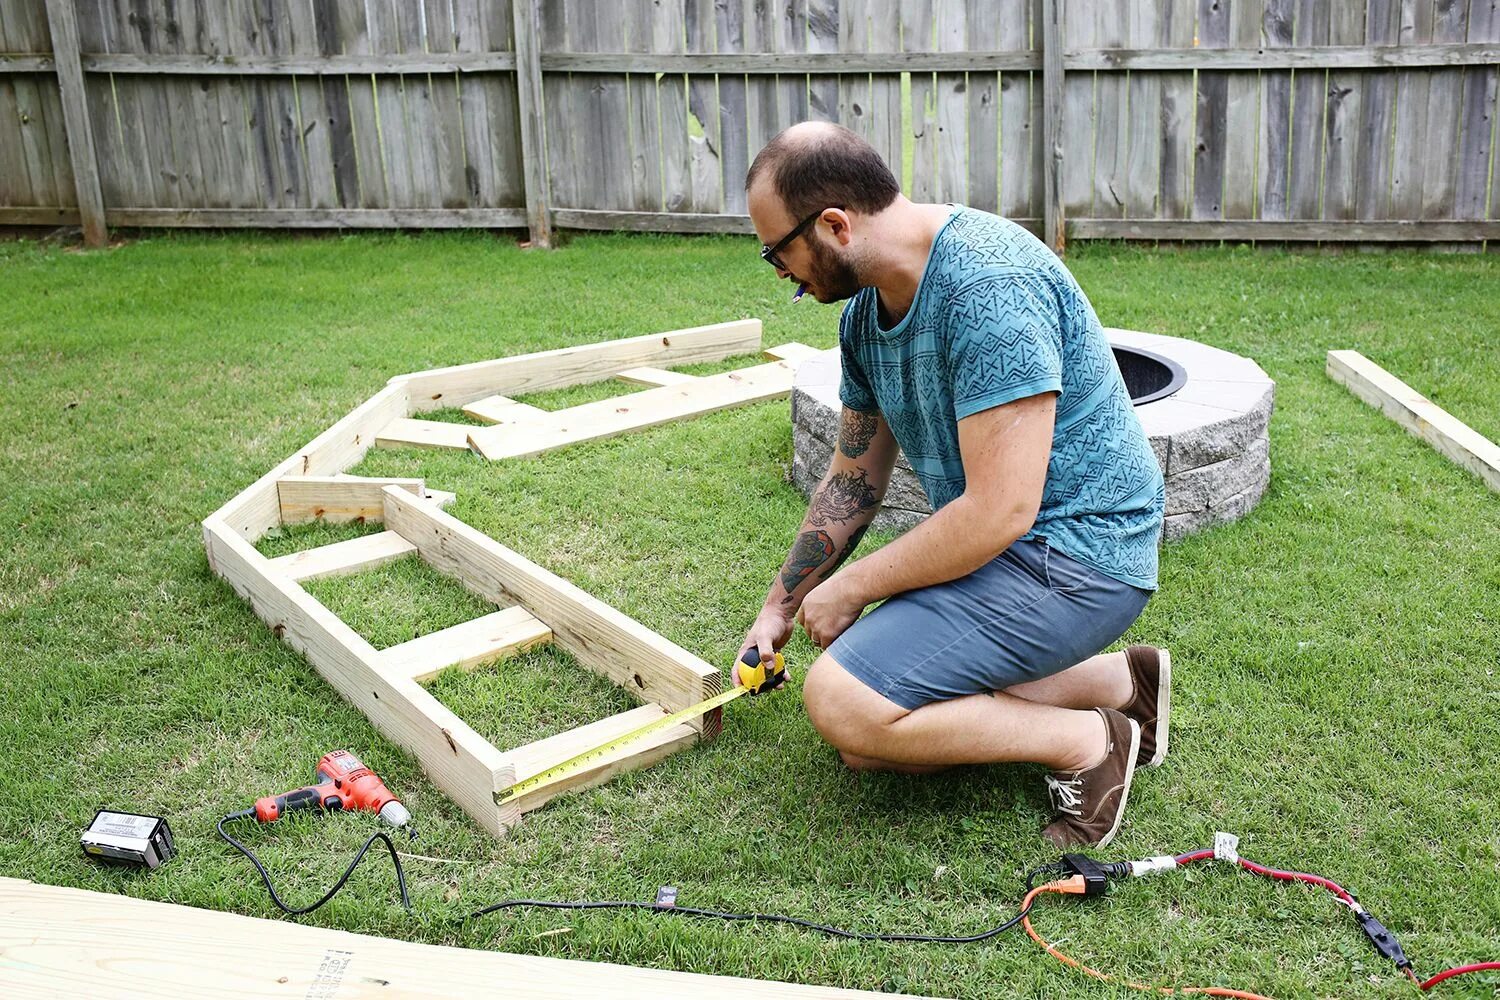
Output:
top-left (745, 121), bottom-right (900, 221)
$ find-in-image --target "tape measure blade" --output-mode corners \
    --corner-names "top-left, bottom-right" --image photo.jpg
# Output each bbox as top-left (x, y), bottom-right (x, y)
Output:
top-left (496, 686), bottom-right (748, 805)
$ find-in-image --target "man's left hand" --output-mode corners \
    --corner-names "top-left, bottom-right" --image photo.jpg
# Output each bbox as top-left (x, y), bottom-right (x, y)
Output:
top-left (795, 575), bottom-right (867, 650)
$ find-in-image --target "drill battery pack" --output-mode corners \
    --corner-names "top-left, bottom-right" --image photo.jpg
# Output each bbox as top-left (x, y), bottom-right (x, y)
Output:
top-left (81, 810), bottom-right (176, 869)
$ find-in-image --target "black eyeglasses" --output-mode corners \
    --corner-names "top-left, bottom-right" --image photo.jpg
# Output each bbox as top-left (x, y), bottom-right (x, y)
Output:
top-left (759, 207), bottom-right (840, 271)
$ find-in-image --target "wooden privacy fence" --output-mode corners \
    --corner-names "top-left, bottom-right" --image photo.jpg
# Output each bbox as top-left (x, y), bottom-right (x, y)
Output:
top-left (1, 0), bottom-right (1497, 250)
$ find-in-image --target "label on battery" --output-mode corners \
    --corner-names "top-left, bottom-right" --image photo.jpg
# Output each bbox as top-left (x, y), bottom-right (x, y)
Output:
top-left (91, 812), bottom-right (160, 838)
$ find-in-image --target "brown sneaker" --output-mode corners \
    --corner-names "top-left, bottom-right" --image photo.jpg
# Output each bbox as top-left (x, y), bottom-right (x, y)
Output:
top-left (1040, 708), bottom-right (1141, 849)
top-left (1121, 645), bottom-right (1171, 768)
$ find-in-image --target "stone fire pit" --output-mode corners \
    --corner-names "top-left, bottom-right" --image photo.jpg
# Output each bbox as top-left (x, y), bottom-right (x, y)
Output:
top-left (790, 329), bottom-right (1274, 541)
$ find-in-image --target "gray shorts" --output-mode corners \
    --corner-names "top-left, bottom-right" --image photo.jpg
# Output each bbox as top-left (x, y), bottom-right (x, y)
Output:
top-left (825, 537), bottom-right (1151, 710)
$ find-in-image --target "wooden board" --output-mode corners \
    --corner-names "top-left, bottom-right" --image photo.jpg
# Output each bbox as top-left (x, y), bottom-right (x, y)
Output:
top-left (614, 366), bottom-right (699, 387)
top-left (397, 320), bottom-right (762, 412)
top-left (277, 475), bottom-right (425, 524)
top-left (202, 519), bottom-right (512, 835)
top-left (467, 357), bottom-right (804, 461)
top-left (462, 394), bottom-right (549, 424)
top-left (375, 417), bottom-right (476, 452)
top-left (380, 605), bottom-right (554, 682)
top-left (504, 703), bottom-right (700, 814)
top-left (268, 530), bottom-right (418, 582)
top-left (382, 488), bottom-right (721, 720)
top-left (0, 877), bottom-right (930, 999)
top-left (1327, 350), bottom-right (1500, 493)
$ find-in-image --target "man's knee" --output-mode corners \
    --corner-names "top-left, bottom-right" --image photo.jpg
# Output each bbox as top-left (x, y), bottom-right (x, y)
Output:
top-left (803, 652), bottom-right (904, 756)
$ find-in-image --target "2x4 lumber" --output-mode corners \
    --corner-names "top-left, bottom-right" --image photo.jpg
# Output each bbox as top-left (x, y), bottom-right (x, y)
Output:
top-left (462, 394), bottom-right (548, 425)
top-left (268, 531), bottom-right (418, 583)
top-left (202, 520), bottom-right (511, 836)
top-left (1327, 350), bottom-right (1500, 493)
top-left (209, 382), bottom-right (411, 543)
top-left (382, 487), bottom-right (720, 721)
top-left (395, 320), bottom-right (763, 412)
top-left (468, 356), bottom-right (809, 461)
top-left (380, 606), bottom-right (554, 683)
top-left (375, 417), bottom-right (475, 452)
top-left (277, 476), bottom-right (424, 524)
top-left (504, 705), bottom-right (700, 814)
top-left (762, 342), bottom-right (825, 363)
top-left (614, 366), bottom-right (699, 387)
top-left (0, 877), bottom-right (931, 999)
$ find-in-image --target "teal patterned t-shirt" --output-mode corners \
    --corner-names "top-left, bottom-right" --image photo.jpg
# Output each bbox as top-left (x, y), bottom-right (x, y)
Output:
top-left (838, 207), bottom-right (1164, 590)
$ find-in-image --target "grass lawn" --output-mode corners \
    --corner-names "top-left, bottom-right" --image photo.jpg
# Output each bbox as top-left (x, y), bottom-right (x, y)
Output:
top-left (1, 230), bottom-right (1497, 998)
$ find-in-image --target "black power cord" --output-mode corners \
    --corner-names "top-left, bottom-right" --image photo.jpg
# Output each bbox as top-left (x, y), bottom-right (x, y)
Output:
top-left (216, 809), bottom-right (412, 916)
top-left (469, 863), bottom-right (1063, 943)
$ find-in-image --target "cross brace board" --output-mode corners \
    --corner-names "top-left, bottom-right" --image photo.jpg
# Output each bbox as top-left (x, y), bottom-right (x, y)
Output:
top-left (204, 321), bottom-right (819, 838)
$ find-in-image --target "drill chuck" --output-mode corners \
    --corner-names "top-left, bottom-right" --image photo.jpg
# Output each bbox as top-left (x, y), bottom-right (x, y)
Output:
top-left (379, 800), bottom-right (411, 829)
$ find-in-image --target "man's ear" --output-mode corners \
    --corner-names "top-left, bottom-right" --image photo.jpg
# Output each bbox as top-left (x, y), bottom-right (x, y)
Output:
top-left (823, 207), bottom-right (853, 245)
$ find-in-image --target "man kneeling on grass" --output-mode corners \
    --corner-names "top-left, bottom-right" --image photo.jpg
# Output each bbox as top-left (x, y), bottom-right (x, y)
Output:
top-left (737, 122), bottom-right (1169, 848)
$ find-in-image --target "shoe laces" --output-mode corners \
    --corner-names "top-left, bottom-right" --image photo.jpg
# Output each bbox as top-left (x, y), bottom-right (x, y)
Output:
top-left (1045, 772), bottom-right (1084, 817)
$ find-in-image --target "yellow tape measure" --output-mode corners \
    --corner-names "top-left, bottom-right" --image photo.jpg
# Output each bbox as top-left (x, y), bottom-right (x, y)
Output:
top-left (494, 651), bottom-right (785, 806)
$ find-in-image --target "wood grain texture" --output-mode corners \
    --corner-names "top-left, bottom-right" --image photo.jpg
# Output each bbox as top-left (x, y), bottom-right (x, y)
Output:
top-left (379, 605), bottom-right (554, 682)
top-left (0, 877), bottom-right (932, 998)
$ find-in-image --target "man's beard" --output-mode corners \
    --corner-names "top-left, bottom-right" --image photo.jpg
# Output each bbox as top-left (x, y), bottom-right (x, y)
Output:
top-left (803, 234), bottom-right (862, 303)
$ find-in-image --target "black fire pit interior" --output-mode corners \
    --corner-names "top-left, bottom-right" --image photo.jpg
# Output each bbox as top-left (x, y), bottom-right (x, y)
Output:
top-left (1113, 345), bottom-right (1187, 405)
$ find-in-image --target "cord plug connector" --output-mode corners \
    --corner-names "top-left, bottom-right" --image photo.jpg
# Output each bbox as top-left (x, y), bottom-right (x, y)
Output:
top-left (1356, 909), bottom-right (1411, 971)
top-left (1061, 854), bottom-right (1111, 896)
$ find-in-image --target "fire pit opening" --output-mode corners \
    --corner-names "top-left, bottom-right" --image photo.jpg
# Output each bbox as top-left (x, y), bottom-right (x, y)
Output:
top-left (1113, 345), bottom-right (1186, 405)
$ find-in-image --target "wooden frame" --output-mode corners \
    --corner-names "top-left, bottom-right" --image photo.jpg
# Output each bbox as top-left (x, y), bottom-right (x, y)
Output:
top-left (1327, 350), bottom-right (1500, 494)
top-left (0, 877), bottom-right (930, 998)
top-left (203, 320), bottom-right (818, 836)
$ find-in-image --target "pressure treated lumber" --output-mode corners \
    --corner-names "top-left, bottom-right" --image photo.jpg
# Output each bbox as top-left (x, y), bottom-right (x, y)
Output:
top-left (762, 342), bottom-right (825, 364)
top-left (468, 355), bottom-right (810, 461)
top-left (268, 531), bottom-right (418, 583)
top-left (210, 382), bottom-right (411, 543)
top-left (277, 476), bottom-right (424, 524)
top-left (382, 488), bottom-right (720, 720)
top-left (202, 520), bottom-right (513, 835)
top-left (461, 394), bottom-right (548, 425)
top-left (380, 606), bottom-right (554, 683)
top-left (1327, 351), bottom-right (1500, 493)
top-left (614, 366), bottom-right (699, 386)
top-left (395, 320), bottom-right (762, 412)
top-left (0, 878), bottom-right (931, 999)
top-left (503, 704), bottom-right (700, 814)
top-left (376, 417), bottom-right (476, 452)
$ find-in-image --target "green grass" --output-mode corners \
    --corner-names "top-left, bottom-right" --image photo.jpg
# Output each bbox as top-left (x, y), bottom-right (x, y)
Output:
top-left (1, 230), bottom-right (1498, 998)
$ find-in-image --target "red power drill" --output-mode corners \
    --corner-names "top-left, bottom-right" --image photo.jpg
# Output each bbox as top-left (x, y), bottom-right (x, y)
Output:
top-left (253, 750), bottom-right (411, 830)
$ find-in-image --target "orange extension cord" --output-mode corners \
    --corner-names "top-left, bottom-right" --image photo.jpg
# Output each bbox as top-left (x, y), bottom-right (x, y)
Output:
top-left (1021, 877), bottom-right (1275, 1000)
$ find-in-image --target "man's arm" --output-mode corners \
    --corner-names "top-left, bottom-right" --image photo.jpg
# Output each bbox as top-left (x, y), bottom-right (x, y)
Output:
top-left (740, 406), bottom-right (898, 662)
top-left (795, 391), bottom-right (1055, 648)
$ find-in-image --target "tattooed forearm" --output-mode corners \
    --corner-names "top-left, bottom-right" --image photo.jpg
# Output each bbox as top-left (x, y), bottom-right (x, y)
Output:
top-left (838, 409), bottom-right (879, 459)
top-left (816, 524), bottom-right (869, 582)
top-left (780, 530), bottom-right (837, 599)
top-left (808, 469), bottom-right (878, 526)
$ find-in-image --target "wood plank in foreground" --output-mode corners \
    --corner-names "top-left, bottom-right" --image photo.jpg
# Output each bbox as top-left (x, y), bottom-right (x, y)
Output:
top-left (1327, 350), bottom-right (1500, 493)
top-left (0, 878), bottom-right (935, 999)
top-left (380, 606), bottom-right (554, 682)
top-left (268, 530), bottom-right (418, 582)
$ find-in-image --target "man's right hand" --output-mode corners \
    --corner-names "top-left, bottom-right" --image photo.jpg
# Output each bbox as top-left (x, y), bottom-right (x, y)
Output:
top-left (736, 608), bottom-right (795, 686)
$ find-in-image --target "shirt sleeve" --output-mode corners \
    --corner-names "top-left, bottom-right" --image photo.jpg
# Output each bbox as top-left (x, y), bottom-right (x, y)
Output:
top-left (837, 299), bottom-right (879, 413)
top-left (947, 270), bottom-right (1064, 420)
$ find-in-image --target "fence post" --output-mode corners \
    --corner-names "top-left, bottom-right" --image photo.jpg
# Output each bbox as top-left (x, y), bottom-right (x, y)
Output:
top-left (1041, 0), bottom-right (1064, 256)
top-left (512, 0), bottom-right (553, 247)
top-left (43, 0), bottom-right (106, 247)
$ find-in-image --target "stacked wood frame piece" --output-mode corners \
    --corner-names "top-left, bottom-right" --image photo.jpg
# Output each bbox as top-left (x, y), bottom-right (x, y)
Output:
top-left (203, 320), bottom-right (817, 837)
